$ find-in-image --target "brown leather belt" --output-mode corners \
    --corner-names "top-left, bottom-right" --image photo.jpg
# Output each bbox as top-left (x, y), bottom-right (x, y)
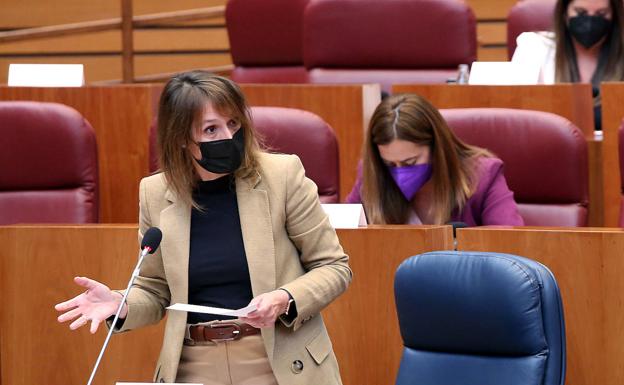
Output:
top-left (187, 322), bottom-right (260, 343)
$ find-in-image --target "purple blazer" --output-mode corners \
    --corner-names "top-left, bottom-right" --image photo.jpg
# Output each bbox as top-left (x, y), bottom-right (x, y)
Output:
top-left (346, 157), bottom-right (525, 226)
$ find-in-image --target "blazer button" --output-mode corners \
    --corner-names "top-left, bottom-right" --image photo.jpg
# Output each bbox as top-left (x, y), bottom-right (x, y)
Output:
top-left (291, 359), bottom-right (304, 374)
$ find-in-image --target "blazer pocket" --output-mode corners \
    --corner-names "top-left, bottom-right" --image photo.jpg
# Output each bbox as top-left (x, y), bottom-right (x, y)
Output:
top-left (305, 330), bottom-right (332, 365)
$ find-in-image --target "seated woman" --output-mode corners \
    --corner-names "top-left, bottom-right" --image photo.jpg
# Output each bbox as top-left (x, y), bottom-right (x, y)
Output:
top-left (346, 94), bottom-right (524, 226)
top-left (512, 0), bottom-right (624, 129)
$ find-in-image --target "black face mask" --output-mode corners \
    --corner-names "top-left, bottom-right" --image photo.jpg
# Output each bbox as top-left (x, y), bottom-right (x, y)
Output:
top-left (568, 14), bottom-right (612, 49)
top-left (194, 129), bottom-right (245, 174)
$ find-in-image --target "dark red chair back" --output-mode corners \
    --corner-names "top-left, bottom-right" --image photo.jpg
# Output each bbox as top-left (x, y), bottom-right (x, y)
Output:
top-left (252, 106), bottom-right (339, 202)
top-left (507, 0), bottom-right (556, 59)
top-left (303, 0), bottom-right (477, 92)
top-left (441, 108), bottom-right (588, 226)
top-left (0, 101), bottom-right (98, 224)
top-left (149, 107), bottom-right (339, 203)
top-left (226, 0), bottom-right (309, 83)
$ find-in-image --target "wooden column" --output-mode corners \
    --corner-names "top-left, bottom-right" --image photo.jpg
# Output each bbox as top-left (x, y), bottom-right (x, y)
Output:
top-left (121, 0), bottom-right (134, 83)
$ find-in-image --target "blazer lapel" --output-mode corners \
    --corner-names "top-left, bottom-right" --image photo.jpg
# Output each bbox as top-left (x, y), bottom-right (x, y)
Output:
top-left (237, 172), bottom-right (277, 358)
top-left (159, 188), bottom-right (190, 304)
top-left (236, 172), bottom-right (276, 298)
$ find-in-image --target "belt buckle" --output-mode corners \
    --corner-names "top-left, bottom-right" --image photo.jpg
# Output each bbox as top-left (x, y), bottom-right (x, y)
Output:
top-left (207, 322), bottom-right (242, 342)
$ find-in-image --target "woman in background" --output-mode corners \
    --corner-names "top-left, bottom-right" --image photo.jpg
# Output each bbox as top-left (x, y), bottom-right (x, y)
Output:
top-left (512, 0), bottom-right (624, 129)
top-left (346, 94), bottom-right (524, 226)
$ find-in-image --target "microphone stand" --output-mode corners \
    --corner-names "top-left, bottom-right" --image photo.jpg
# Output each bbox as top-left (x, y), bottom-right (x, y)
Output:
top-left (85, 246), bottom-right (152, 385)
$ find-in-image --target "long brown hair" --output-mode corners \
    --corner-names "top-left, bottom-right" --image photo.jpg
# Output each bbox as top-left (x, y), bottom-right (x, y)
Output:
top-left (157, 70), bottom-right (261, 207)
top-left (554, 0), bottom-right (624, 84)
top-left (361, 94), bottom-right (491, 225)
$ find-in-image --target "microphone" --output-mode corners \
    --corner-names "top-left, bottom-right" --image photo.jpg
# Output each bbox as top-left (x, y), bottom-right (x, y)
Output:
top-left (141, 227), bottom-right (163, 255)
top-left (85, 226), bottom-right (162, 385)
top-left (447, 221), bottom-right (468, 250)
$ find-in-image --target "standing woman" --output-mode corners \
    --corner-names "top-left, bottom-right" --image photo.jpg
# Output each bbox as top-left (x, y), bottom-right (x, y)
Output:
top-left (512, 0), bottom-right (624, 129)
top-left (346, 94), bottom-right (524, 226)
top-left (55, 71), bottom-right (352, 385)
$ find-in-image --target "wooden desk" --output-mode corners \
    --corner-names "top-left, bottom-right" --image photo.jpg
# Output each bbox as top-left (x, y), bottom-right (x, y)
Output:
top-left (391, 83), bottom-right (616, 227)
top-left (241, 84), bottom-right (381, 202)
top-left (599, 82), bottom-right (624, 227)
top-left (0, 224), bottom-right (452, 385)
top-left (0, 85), bottom-right (162, 223)
top-left (457, 226), bottom-right (624, 385)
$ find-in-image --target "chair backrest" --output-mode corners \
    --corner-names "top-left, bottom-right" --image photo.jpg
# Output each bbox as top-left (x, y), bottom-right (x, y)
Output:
top-left (441, 108), bottom-right (588, 226)
top-left (252, 106), bottom-right (340, 203)
top-left (148, 106), bottom-right (340, 203)
top-left (0, 101), bottom-right (98, 224)
top-left (303, 0), bottom-right (476, 92)
top-left (507, 0), bottom-right (557, 59)
top-left (226, 0), bottom-right (309, 83)
top-left (394, 251), bottom-right (566, 385)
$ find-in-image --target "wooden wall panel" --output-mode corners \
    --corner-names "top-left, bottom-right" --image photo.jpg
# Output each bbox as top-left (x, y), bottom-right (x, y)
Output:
top-left (0, 29), bottom-right (230, 54)
top-left (600, 83), bottom-right (624, 227)
top-left (0, 86), bottom-right (162, 223)
top-left (0, 0), bottom-right (227, 27)
top-left (241, 84), bottom-right (382, 202)
top-left (0, 224), bottom-right (453, 385)
top-left (466, 0), bottom-right (517, 20)
top-left (457, 226), bottom-right (624, 385)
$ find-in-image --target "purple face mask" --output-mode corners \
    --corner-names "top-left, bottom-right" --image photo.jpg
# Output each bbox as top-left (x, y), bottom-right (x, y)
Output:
top-left (387, 163), bottom-right (433, 201)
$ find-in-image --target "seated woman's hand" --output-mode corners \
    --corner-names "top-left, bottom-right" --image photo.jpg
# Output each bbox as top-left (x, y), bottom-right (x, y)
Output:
top-left (54, 276), bottom-right (126, 334)
top-left (240, 290), bottom-right (290, 329)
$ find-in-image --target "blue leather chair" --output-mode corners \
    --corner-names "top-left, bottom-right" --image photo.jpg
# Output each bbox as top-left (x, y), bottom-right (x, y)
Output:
top-left (394, 251), bottom-right (566, 385)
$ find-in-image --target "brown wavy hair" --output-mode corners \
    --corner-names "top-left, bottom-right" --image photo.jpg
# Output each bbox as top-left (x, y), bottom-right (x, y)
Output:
top-left (157, 70), bottom-right (261, 208)
top-left (554, 0), bottom-right (624, 85)
top-left (361, 94), bottom-right (491, 225)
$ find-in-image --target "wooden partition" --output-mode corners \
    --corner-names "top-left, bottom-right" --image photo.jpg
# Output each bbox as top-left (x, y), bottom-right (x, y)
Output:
top-left (600, 82), bottom-right (624, 227)
top-left (241, 84), bottom-right (381, 202)
top-left (0, 85), bottom-right (162, 223)
top-left (457, 226), bottom-right (624, 385)
top-left (324, 225), bottom-right (453, 385)
top-left (392, 83), bottom-right (616, 227)
top-left (0, 224), bottom-right (452, 385)
top-left (392, 84), bottom-right (594, 136)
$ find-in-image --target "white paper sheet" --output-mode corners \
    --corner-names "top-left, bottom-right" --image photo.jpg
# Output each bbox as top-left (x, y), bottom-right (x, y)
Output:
top-left (321, 203), bottom-right (367, 228)
top-left (167, 303), bottom-right (257, 317)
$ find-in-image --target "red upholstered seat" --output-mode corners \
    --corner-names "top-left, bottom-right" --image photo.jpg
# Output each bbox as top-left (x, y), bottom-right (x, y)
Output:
top-left (303, 0), bottom-right (477, 92)
top-left (441, 108), bottom-right (588, 226)
top-left (149, 107), bottom-right (340, 203)
top-left (507, 0), bottom-right (556, 59)
top-left (252, 107), bottom-right (339, 203)
top-left (226, 0), bottom-right (309, 83)
top-left (0, 101), bottom-right (98, 224)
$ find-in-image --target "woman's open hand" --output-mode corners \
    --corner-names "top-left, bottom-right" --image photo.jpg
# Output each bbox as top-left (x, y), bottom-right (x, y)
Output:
top-left (55, 276), bottom-right (127, 334)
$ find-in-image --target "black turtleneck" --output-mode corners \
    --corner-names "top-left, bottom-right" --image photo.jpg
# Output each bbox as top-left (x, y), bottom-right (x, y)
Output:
top-left (187, 174), bottom-right (253, 324)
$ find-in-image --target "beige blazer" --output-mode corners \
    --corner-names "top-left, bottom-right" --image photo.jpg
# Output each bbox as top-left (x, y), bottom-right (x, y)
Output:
top-left (118, 152), bottom-right (352, 385)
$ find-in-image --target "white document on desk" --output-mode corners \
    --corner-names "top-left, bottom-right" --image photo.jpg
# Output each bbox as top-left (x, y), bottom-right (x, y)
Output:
top-left (167, 303), bottom-right (257, 317)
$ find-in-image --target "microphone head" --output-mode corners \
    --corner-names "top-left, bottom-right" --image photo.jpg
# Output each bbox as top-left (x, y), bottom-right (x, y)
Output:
top-left (141, 227), bottom-right (162, 254)
top-left (447, 221), bottom-right (468, 238)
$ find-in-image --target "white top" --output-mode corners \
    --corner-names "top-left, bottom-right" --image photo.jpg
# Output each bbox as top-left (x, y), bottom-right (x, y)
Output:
top-left (511, 31), bottom-right (556, 84)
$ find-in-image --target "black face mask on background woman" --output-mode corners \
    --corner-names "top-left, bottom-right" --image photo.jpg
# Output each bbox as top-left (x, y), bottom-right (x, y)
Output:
top-left (568, 14), bottom-right (612, 48)
top-left (194, 128), bottom-right (245, 174)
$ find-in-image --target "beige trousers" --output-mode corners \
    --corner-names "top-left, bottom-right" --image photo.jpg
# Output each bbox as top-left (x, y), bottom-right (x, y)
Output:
top-left (176, 333), bottom-right (279, 385)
